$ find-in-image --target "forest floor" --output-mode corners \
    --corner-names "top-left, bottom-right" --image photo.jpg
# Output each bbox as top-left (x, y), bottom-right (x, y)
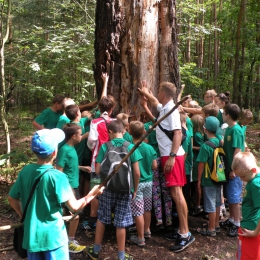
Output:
top-left (1, 119), bottom-right (260, 260)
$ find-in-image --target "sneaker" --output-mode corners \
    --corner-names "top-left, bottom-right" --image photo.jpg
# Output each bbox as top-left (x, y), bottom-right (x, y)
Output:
top-left (80, 220), bottom-right (96, 231)
top-left (68, 240), bottom-right (86, 253)
top-left (86, 245), bottom-right (99, 260)
top-left (189, 207), bottom-right (203, 216)
top-left (118, 253), bottom-right (133, 260)
top-left (165, 231), bottom-right (180, 241)
top-left (220, 219), bottom-right (233, 230)
top-left (227, 224), bottom-right (238, 237)
top-left (169, 233), bottom-right (195, 253)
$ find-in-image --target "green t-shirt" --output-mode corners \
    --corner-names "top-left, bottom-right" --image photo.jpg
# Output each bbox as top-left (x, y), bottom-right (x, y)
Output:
top-left (182, 129), bottom-right (193, 175)
top-left (72, 117), bottom-right (90, 165)
top-left (135, 142), bottom-right (157, 182)
top-left (96, 138), bottom-right (142, 165)
top-left (57, 143), bottom-right (79, 188)
top-left (123, 131), bottom-right (133, 143)
top-left (196, 137), bottom-right (220, 187)
top-left (94, 110), bottom-right (101, 119)
top-left (186, 117), bottom-right (193, 137)
top-left (144, 121), bottom-right (160, 158)
top-left (241, 174), bottom-right (260, 230)
top-left (238, 123), bottom-right (247, 137)
top-left (34, 107), bottom-right (62, 129)
top-left (223, 124), bottom-right (245, 173)
top-left (217, 110), bottom-right (224, 125)
top-left (192, 131), bottom-right (204, 181)
top-left (56, 114), bottom-right (70, 129)
top-left (9, 164), bottom-right (72, 252)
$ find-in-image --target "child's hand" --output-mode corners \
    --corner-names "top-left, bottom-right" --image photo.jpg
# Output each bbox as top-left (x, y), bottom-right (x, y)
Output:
top-left (85, 185), bottom-right (105, 204)
top-left (79, 166), bottom-right (91, 173)
top-left (81, 111), bottom-right (92, 118)
top-left (140, 96), bottom-right (148, 107)
top-left (238, 228), bottom-right (258, 237)
top-left (101, 72), bottom-right (109, 83)
top-left (229, 171), bottom-right (236, 180)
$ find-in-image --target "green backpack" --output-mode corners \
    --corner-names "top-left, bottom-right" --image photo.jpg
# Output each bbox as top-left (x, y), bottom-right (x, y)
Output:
top-left (204, 140), bottom-right (227, 184)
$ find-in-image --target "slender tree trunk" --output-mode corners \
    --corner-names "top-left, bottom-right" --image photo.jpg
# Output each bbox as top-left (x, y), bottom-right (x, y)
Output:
top-left (94, 0), bottom-right (181, 116)
top-left (0, 0), bottom-right (12, 166)
top-left (233, 0), bottom-right (246, 104)
top-left (213, 2), bottom-right (218, 88)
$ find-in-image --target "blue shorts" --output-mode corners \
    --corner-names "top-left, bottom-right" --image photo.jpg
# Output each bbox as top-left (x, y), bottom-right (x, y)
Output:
top-left (98, 188), bottom-right (133, 228)
top-left (225, 176), bottom-right (242, 204)
top-left (27, 244), bottom-right (69, 260)
top-left (203, 185), bottom-right (222, 213)
top-left (131, 181), bottom-right (152, 217)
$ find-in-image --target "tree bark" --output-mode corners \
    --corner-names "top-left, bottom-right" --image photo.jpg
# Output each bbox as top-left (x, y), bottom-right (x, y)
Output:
top-left (94, 0), bottom-right (181, 116)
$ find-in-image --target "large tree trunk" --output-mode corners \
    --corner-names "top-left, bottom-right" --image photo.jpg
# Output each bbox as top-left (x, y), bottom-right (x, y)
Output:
top-left (94, 0), bottom-right (181, 116)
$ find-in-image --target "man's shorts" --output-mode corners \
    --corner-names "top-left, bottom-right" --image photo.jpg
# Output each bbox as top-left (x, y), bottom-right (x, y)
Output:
top-left (237, 228), bottom-right (260, 260)
top-left (203, 185), bottom-right (222, 213)
top-left (98, 188), bottom-right (133, 228)
top-left (131, 181), bottom-right (152, 217)
top-left (27, 244), bottom-right (69, 260)
top-left (161, 155), bottom-right (186, 187)
top-left (225, 176), bottom-right (242, 204)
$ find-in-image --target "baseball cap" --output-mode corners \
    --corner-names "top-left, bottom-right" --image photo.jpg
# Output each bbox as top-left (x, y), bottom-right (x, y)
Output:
top-left (204, 116), bottom-right (220, 133)
top-left (31, 128), bottom-right (65, 158)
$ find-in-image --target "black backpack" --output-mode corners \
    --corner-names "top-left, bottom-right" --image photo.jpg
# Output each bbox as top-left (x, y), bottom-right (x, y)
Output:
top-left (100, 141), bottom-right (133, 193)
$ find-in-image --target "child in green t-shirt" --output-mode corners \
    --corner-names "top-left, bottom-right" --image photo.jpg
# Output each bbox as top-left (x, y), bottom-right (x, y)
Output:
top-left (56, 123), bottom-right (89, 253)
top-left (196, 116), bottom-right (221, 237)
top-left (232, 152), bottom-right (260, 260)
top-left (190, 114), bottom-right (204, 214)
top-left (116, 112), bottom-right (133, 143)
top-left (237, 109), bottom-right (253, 152)
top-left (128, 121), bottom-right (157, 247)
top-left (180, 112), bottom-right (193, 211)
top-left (32, 94), bottom-right (65, 130)
top-left (221, 103), bottom-right (245, 237)
top-left (86, 120), bottom-right (142, 260)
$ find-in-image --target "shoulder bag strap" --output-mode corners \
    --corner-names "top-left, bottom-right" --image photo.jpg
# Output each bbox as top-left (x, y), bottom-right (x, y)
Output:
top-left (21, 167), bottom-right (53, 222)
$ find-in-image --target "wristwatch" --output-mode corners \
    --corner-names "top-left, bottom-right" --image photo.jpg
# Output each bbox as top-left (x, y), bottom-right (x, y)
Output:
top-left (169, 152), bottom-right (177, 157)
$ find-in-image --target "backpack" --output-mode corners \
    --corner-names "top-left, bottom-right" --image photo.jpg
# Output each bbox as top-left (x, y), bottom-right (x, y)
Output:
top-left (158, 124), bottom-right (187, 145)
top-left (100, 141), bottom-right (133, 193)
top-left (204, 140), bottom-right (227, 184)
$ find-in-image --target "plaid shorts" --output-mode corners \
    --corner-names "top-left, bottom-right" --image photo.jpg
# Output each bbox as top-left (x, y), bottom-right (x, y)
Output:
top-left (98, 188), bottom-right (133, 228)
top-left (131, 181), bottom-right (152, 217)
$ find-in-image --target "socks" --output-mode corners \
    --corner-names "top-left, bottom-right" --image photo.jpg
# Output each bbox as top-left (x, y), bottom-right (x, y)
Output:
top-left (229, 217), bottom-right (234, 224)
top-left (179, 232), bottom-right (190, 238)
top-left (233, 221), bottom-right (240, 227)
top-left (118, 251), bottom-right (125, 260)
top-left (94, 244), bottom-right (101, 253)
top-left (68, 236), bottom-right (74, 241)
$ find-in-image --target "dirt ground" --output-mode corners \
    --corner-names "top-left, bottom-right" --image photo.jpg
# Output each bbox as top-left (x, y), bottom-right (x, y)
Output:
top-left (0, 124), bottom-right (259, 260)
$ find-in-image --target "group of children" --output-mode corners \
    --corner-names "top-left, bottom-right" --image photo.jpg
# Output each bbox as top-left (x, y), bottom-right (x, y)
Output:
top-left (12, 84), bottom-right (260, 260)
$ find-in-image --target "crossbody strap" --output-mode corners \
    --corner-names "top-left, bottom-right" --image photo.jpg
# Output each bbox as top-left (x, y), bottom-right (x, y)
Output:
top-left (21, 167), bottom-right (53, 222)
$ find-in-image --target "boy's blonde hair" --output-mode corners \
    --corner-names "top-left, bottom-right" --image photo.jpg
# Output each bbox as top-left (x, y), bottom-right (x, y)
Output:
top-left (116, 113), bottom-right (129, 127)
top-left (179, 111), bottom-right (187, 124)
top-left (232, 152), bottom-right (257, 172)
top-left (129, 121), bottom-right (144, 139)
top-left (240, 109), bottom-right (253, 121)
top-left (202, 103), bottom-right (219, 117)
top-left (191, 114), bottom-right (204, 134)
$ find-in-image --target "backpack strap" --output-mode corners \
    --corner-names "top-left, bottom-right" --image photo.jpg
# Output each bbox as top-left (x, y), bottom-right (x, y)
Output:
top-left (205, 140), bottom-right (217, 149)
top-left (105, 141), bottom-right (113, 150)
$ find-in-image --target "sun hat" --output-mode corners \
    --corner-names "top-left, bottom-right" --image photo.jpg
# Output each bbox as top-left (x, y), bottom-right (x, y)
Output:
top-left (31, 128), bottom-right (65, 158)
top-left (204, 116), bottom-right (220, 133)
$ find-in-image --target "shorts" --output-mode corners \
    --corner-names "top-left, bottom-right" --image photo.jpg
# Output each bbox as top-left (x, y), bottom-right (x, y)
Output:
top-left (225, 176), bottom-right (242, 204)
top-left (203, 185), bottom-right (222, 213)
top-left (161, 155), bottom-right (186, 187)
top-left (80, 158), bottom-right (91, 181)
top-left (98, 188), bottom-right (133, 228)
top-left (237, 228), bottom-right (260, 260)
top-left (27, 244), bottom-right (69, 260)
top-left (131, 181), bottom-right (152, 217)
top-left (72, 188), bottom-right (80, 200)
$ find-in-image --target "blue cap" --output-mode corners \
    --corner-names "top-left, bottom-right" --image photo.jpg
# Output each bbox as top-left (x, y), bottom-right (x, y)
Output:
top-left (204, 116), bottom-right (220, 133)
top-left (31, 128), bottom-right (65, 158)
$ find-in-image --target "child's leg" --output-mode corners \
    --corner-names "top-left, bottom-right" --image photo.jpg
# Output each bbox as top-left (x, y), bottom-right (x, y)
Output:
top-left (195, 180), bottom-right (202, 208)
top-left (144, 211), bottom-right (151, 233)
top-left (208, 212), bottom-right (216, 231)
top-left (95, 220), bottom-right (106, 245)
top-left (68, 216), bottom-right (79, 238)
top-left (135, 215), bottom-right (145, 240)
top-left (116, 227), bottom-right (126, 259)
top-left (215, 206), bottom-right (220, 228)
top-left (152, 159), bottom-right (163, 225)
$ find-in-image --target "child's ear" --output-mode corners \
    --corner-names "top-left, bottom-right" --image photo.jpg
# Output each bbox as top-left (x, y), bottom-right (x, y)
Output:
top-left (252, 168), bottom-right (257, 173)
